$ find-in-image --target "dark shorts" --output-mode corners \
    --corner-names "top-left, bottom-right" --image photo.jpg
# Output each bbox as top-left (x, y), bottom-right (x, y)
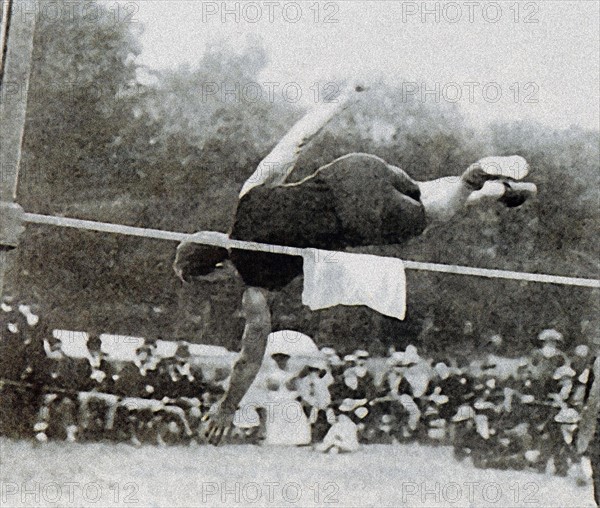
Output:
top-left (230, 154), bottom-right (427, 290)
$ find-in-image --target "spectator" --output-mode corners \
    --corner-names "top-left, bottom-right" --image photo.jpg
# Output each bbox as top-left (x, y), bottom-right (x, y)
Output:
top-left (113, 357), bottom-right (146, 398)
top-left (577, 354), bottom-right (599, 506)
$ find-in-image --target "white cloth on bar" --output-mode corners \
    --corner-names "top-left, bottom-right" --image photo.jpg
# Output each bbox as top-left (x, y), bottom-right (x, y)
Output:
top-left (302, 249), bottom-right (406, 320)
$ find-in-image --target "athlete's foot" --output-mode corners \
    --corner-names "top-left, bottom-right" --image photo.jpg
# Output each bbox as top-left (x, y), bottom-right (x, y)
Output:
top-left (462, 155), bottom-right (530, 190)
top-left (499, 181), bottom-right (538, 207)
top-left (467, 180), bottom-right (537, 208)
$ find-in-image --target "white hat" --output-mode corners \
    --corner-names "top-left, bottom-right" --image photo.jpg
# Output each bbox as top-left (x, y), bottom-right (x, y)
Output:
top-left (391, 345), bottom-right (422, 366)
top-left (265, 330), bottom-right (324, 359)
top-left (538, 329), bottom-right (564, 342)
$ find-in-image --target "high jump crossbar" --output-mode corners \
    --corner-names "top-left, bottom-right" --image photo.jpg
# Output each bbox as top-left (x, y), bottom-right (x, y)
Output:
top-left (23, 212), bottom-right (600, 289)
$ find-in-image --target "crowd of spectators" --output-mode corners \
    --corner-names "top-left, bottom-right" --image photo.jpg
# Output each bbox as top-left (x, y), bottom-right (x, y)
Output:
top-left (0, 297), bottom-right (596, 479)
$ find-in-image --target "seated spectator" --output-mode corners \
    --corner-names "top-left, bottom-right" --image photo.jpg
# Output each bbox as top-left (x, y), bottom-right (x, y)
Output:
top-left (112, 361), bottom-right (146, 398)
top-left (78, 393), bottom-right (115, 442)
top-left (42, 395), bottom-right (78, 442)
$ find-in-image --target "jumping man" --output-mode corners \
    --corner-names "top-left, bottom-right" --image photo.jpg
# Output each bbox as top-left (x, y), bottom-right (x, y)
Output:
top-left (174, 85), bottom-right (538, 444)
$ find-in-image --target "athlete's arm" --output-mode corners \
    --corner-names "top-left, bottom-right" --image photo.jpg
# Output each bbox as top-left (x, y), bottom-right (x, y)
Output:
top-left (204, 288), bottom-right (271, 445)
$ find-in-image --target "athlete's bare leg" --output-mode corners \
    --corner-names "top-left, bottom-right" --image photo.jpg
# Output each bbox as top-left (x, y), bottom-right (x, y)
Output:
top-left (418, 157), bottom-right (536, 224)
top-left (239, 84), bottom-right (367, 198)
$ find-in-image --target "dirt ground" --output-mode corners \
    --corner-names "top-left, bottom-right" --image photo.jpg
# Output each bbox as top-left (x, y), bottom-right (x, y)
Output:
top-left (0, 438), bottom-right (595, 508)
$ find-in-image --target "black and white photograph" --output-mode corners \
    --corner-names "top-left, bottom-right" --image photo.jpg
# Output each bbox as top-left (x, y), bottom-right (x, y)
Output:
top-left (0, 0), bottom-right (599, 506)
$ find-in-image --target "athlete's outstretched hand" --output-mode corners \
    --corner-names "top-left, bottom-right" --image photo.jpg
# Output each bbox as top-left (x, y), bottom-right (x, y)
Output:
top-left (201, 399), bottom-right (236, 446)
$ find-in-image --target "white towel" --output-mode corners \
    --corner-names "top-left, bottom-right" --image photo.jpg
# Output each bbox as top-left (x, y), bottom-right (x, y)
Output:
top-left (302, 249), bottom-right (406, 320)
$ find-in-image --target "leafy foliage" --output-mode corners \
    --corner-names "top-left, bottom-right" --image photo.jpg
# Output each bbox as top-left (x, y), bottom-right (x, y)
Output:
top-left (8, 4), bottom-right (599, 357)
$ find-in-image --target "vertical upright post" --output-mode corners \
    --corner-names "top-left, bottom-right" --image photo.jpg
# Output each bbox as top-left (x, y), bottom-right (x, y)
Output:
top-left (0, 0), bottom-right (36, 297)
top-left (0, 0), bottom-right (12, 77)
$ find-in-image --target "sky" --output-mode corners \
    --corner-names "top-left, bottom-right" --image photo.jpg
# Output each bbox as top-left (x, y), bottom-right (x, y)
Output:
top-left (127, 0), bottom-right (599, 131)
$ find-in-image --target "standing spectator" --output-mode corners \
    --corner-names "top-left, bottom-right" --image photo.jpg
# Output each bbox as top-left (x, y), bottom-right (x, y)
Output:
top-left (87, 333), bottom-right (115, 393)
top-left (577, 354), bottom-right (599, 506)
top-left (0, 299), bottom-right (34, 381)
top-left (0, 299), bottom-right (50, 437)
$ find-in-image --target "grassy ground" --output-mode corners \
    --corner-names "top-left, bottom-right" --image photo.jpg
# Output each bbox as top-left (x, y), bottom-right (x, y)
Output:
top-left (0, 438), bottom-right (595, 508)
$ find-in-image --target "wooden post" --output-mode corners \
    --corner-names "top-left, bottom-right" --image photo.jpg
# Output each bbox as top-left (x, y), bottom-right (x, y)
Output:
top-left (0, 0), bottom-right (12, 77)
top-left (0, 0), bottom-right (36, 297)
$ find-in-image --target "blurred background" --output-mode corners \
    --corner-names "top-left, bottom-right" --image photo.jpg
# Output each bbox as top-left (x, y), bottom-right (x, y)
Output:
top-left (5, 0), bottom-right (599, 357)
